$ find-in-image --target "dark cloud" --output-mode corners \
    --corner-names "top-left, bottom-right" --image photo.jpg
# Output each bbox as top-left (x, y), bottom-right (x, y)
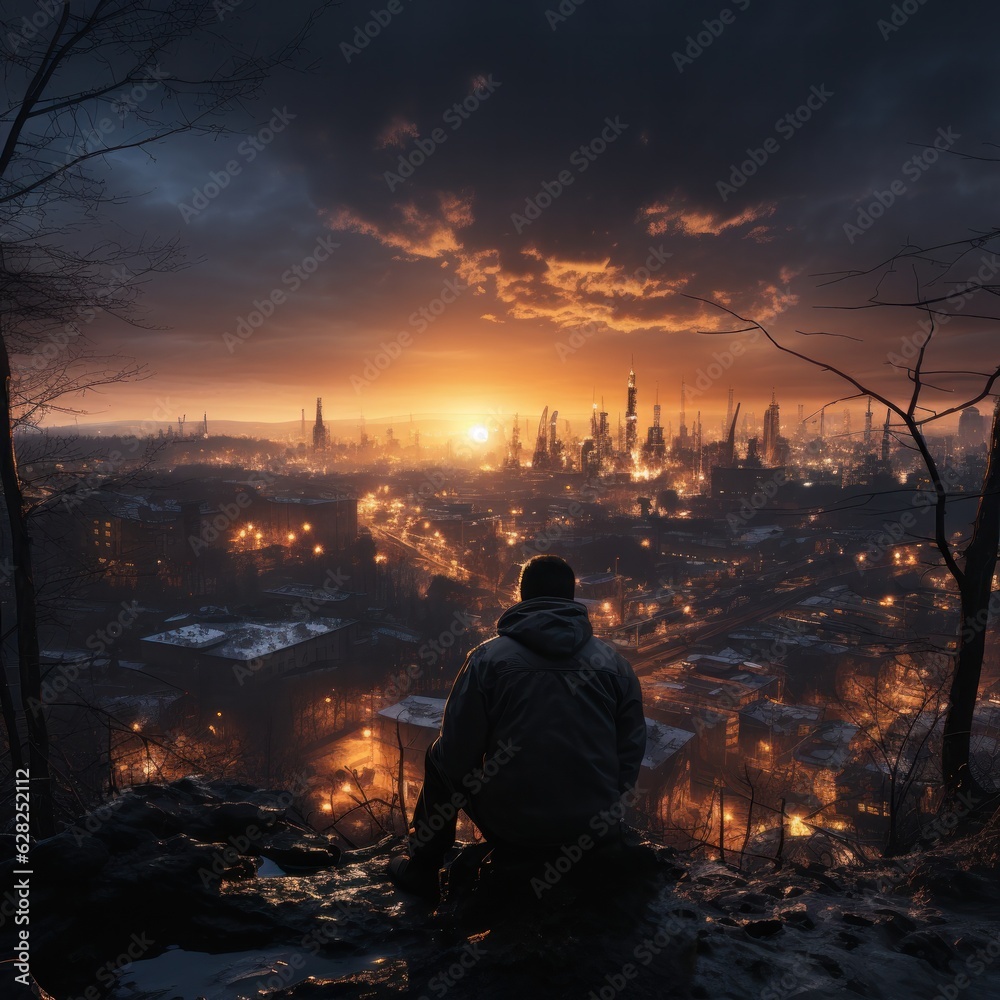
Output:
top-left (57, 0), bottom-right (1000, 425)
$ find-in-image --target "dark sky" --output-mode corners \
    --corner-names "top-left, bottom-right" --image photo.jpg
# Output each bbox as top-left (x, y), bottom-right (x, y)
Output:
top-left (22, 0), bottom-right (1000, 433)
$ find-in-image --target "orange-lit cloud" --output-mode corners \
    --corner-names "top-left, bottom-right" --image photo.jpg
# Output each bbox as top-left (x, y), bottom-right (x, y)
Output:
top-left (641, 200), bottom-right (776, 238)
top-left (325, 192), bottom-right (473, 260)
top-left (375, 117), bottom-right (419, 150)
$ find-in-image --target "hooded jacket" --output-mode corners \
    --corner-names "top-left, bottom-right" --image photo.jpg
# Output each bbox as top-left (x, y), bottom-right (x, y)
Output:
top-left (429, 597), bottom-right (647, 848)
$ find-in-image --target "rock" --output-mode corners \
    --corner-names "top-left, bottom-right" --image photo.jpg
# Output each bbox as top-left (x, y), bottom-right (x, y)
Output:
top-left (742, 918), bottom-right (783, 938)
top-left (30, 832), bottom-right (109, 884)
top-left (779, 905), bottom-right (816, 930)
top-left (259, 829), bottom-right (342, 871)
top-left (898, 929), bottom-right (957, 972)
top-left (12, 777), bottom-right (1000, 1000)
top-left (834, 930), bottom-right (863, 950)
top-left (809, 951), bottom-right (844, 978)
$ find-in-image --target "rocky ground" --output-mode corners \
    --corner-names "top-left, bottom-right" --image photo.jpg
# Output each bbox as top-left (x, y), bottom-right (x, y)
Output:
top-left (5, 778), bottom-right (1000, 999)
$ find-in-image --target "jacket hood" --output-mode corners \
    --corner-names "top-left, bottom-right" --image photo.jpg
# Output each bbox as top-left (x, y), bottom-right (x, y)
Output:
top-left (496, 597), bottom-right (593, 658)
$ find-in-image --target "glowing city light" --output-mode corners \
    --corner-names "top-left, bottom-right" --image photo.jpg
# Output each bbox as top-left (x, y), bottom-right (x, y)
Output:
top-left (787, 814), bottom-right (810, 837)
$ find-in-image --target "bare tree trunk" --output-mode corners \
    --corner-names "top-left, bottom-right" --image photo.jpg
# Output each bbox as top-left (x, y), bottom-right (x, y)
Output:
top-left (943, 401), bottom-right (1000, 806)
top-left (774, 797), bottom-right (786, 871)
top-left (718, 784), bottom-right (726, 865)
top-left (740, 766), bottom-right (755, 870)
top-left (395, 719), bottom-right (407, 835)
top-left (0, 640), bottom-right (25, 774)
top-left (0, 335), bottom-right (53, 837)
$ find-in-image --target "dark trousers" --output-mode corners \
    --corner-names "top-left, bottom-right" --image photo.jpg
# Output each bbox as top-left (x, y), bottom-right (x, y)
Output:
top-left (407, 744), bottom-right (625, 868)
top-left (407, 744), bottom-right (493, 865)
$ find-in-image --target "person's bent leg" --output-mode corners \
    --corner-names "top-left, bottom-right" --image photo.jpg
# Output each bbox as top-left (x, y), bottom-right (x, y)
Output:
top-left (408, 741), bottom-right (464, 866)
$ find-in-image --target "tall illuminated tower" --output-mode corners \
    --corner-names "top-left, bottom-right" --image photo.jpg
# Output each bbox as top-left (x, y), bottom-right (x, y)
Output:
top-left (625, 363), bottom-right (638, 455)
top-left (762, 389), bottom-right (780, 466)
top-left (312, 397), bottom-right (327, 451)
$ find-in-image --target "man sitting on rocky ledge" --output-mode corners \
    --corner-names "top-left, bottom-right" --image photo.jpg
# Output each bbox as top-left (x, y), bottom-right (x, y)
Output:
top-left (388, 554), bottom-right (647, 899)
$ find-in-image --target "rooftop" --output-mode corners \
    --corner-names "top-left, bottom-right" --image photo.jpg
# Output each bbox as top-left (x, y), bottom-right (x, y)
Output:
top-left (794, 721), bottom-right (860, 770)
top-left (740, 698), bottom-right (822, 734)
top-left (378, 695), bottom-right (446, 730)
top-left (141, 624), bottom-right (228, 649)
top-left (141, 618), bottom-right (354, 659)
top-left (642, 719), bottom-right (695, 770)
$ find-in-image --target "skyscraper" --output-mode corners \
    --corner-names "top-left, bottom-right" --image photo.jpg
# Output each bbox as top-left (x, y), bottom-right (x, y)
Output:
top-left (959, 406), bottom-right (985, 448)
top-left (312, 397), bottom-right (328, 451)
top-left (762, 389), bottom-right (780, 466)
top-left (625, 364), bottom-right (638, 455)
top-left (643, 383), bottom-right (666, 467)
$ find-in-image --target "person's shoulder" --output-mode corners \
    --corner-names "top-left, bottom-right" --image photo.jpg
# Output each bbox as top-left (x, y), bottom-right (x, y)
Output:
top-left (578, 635), bottom-right (633, 675)
top-left (467, 634), bottom-right (510, 666)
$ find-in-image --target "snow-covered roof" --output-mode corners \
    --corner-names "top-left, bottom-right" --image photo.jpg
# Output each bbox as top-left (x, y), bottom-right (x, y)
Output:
top-left (141, 625), bottom-right (228, 649)
top-left (794, 721), bottom-right (859, 769)
top-left (264, 584), bottom-right (350, 604)
top-left (201, 619), bottom-right (353, 661)
top-left (642, 719), bottom-right (695, 770)
top-left (378, 695), bottom-right (446, 729)
top-left (372, 625), bottom-right (421, 643)
top-left (740, 698), bottom-right (822, 733)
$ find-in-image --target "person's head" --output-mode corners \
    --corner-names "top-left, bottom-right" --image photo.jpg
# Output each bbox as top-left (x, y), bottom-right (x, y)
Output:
top-left (518, 555), bottom-right (576, 602)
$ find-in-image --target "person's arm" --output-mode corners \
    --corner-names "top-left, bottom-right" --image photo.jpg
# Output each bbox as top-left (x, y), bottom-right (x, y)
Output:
top-left (615, 656), bottom-right (647, 795)
top-left (431, 647), bottom-right (490, 791)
